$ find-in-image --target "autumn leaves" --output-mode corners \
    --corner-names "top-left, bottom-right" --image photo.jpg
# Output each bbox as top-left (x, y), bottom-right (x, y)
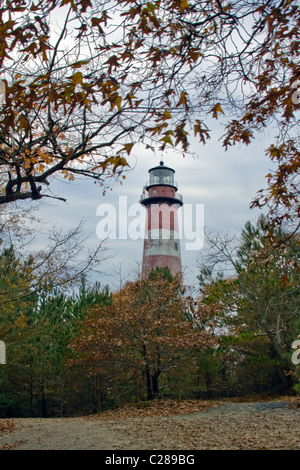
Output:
top-left (69, 272), bottom-right (216, 400)
top-left (0, 0), bottom-right (299, 230)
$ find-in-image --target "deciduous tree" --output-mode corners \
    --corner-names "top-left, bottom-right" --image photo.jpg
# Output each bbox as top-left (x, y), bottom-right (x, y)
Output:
top-left (69, 273), bottom-right (216, 401)
top-left (0, 0), bottom-right (299, 230)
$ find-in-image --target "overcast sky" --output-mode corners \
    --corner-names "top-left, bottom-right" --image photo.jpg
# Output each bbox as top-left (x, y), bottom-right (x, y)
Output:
top-left (22, 116), bottom-right (277, 291)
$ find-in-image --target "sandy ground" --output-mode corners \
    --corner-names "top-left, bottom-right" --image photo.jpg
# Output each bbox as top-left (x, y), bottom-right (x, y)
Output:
top-left (0, 399), bottom-right (299, 451)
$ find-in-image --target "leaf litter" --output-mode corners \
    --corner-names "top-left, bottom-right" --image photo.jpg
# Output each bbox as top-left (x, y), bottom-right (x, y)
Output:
top-left (0, 396), bottom-right (299, 450)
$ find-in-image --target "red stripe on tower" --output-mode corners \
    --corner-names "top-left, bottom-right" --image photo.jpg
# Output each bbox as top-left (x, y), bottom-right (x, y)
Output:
top-left (140, 161), bottom-right (183, 280)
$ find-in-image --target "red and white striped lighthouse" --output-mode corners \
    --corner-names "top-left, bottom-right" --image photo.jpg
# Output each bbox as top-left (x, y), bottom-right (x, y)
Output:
top-left (140, 161), bottom-right (183, 279)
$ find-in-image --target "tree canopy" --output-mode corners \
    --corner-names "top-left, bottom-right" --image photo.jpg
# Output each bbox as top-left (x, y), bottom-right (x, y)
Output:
top-left (69, 273), bottom-right (216, 400)
top-left (0, 0), bottom-right (299, 229)
top-left (197, 216), bottom-right (300, 373)
top-left (1, 217), bottom-right (299, 417)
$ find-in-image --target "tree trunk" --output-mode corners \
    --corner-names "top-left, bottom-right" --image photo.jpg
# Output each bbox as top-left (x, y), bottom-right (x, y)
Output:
top-left (262, 319), bottom-right (294, 372)
top-left (40, 378), bottom-right (47, 418)
top-left (142, 344), bottom-right (153, 400)
top-left (205, 372), bottom-right (213, 399)
top-left (151, 370), bottom-right (161, 399)
top-left (220, 361), bottom-right (228, 397)
top-left (145, 364), bottom-right (153, 400)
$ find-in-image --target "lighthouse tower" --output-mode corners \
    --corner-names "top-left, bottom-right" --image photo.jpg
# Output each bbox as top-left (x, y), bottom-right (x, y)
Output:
top-left (140, 161), bottom-right (183, 279)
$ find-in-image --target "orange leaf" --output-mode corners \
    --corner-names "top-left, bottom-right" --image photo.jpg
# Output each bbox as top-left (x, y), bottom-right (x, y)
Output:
top-left (210, 103), bottom-right (224, 119)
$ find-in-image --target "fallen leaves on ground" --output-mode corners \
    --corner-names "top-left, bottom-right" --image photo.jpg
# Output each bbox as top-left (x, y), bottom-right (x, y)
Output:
top-left (90, 399), bottom-right (223, 420)
top-left (0, 396), bottom-right (299, 450)
top-left (90, 395), bottom-right (300, 421)
top-left (0, 419), bottom-right (18, 434)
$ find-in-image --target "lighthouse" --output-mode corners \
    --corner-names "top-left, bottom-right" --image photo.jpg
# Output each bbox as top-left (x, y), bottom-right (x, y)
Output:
top-left (140, 161), bottom-right (183, 280)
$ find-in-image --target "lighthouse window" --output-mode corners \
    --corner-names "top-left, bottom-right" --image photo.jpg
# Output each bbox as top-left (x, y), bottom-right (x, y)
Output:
top-left (152, 189), bottom-right (156, 196)
top-left (174, 242), bottom-right (178, 251)
top-left (150, 168), bottom-right (174, 186)
top-left (163, 175), bottom-right (173, 185)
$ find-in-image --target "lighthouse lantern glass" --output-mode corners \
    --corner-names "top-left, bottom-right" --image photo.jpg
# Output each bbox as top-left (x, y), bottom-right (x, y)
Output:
top-left (149, 168), bottom-right (174, 186)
